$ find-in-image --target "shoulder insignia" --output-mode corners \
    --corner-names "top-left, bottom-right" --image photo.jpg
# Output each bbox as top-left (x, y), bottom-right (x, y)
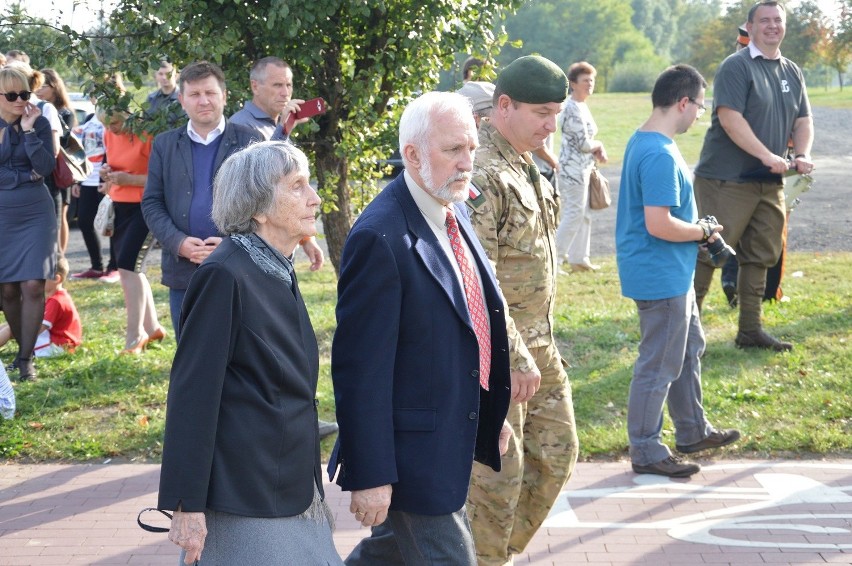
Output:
top-left (468, 183), bottom-right (486, 208)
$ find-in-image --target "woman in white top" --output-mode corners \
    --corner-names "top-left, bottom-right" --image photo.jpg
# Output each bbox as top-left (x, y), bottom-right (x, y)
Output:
top-left (555, 61), bottom-right (607, 272)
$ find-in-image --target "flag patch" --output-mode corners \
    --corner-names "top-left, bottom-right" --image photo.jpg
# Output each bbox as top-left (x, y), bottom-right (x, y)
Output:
top-left (468, 183), bottom-right (486, 208)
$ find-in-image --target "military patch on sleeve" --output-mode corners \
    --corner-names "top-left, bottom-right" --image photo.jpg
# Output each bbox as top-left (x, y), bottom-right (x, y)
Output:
top-left (468, 183), bottom-right (486, 208)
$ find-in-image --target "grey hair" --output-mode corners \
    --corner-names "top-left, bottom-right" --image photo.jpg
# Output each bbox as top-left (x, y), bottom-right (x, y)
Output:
top-left (249, 56), bottom-right (289, 83)
top-left (398, 91), bottom-right (474, 170)
top-left (212, 140), bottom-right (310, 235)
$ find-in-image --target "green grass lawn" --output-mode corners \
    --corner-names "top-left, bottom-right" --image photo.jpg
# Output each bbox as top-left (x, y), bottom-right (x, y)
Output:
top-left (806, 86), bottom-right (852, 109)
top-left (2, 251), bottom-right (850, 462)
top-left (554, 92), bottom-right (710, 168)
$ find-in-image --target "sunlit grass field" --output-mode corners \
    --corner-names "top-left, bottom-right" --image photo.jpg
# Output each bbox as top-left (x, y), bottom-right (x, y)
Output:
top-left (2, 90), bottom-right (849, 462)
top-left (557, 86), bottom-right (851, 167)
top-left (2, 250), bottom-right (849, 462)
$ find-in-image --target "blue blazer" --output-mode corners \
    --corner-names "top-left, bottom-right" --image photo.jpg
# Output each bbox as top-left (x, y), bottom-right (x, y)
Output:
top-left (328, 174), bottom-right (511, 516)
top-left (142, 122), bottom-right (259, 289)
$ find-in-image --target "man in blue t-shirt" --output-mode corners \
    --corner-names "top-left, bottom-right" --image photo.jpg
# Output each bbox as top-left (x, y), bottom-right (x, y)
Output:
top-left (616, 65), bottom-right (740, 478)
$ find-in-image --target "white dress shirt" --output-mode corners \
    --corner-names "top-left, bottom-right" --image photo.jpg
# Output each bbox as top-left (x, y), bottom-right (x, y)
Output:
top-left (187, 116), bottom-right (226, 145)
top-left (403, 170), bottom-right (489, 322)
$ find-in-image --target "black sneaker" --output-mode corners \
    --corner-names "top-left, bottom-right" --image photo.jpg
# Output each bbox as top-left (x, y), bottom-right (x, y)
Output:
top-left (676, 429), bottom-right (741, 454)
top-left (17, 357), bottom-right (36, 382)
top-left (632, 455), bottom-right (700, 477)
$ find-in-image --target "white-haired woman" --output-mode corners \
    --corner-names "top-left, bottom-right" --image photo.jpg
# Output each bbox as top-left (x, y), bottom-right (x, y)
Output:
top-left (157, 141), bottom-right (342, 565)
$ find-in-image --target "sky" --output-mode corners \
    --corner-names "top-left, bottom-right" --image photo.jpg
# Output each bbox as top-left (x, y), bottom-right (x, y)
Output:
top-left (2, 0), bottom-right (117, 32)
top-left (5, 0), bottom-right (844, 32)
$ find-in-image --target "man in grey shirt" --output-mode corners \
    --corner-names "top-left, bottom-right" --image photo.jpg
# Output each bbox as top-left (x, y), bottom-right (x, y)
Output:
top-left (692, 1), bottom-right (813, 352)
top-left (145, 60), bottom-right (184, 126)
top-left (229, 56), bottom-right (310, 141)
top-left (229, 56), bottom-right (323, 270)
top-left (231, 56), bottom-right (335, 438)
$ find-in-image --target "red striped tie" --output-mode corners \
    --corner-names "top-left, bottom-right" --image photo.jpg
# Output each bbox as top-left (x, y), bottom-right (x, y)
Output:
top-left (446, 211), bottom-right (490, 390)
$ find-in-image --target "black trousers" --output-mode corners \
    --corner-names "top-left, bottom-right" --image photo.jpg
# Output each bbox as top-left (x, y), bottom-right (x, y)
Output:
top-left (76, 184), bottom-right (115, 272)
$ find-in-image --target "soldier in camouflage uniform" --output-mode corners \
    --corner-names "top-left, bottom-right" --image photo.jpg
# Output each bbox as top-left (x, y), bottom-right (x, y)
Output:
top-left (464, 55), bottom-right (579, 566)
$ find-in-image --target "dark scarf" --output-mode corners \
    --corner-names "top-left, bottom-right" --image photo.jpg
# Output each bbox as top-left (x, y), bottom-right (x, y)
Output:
top-left (230, 232), bottom-right (295, 289)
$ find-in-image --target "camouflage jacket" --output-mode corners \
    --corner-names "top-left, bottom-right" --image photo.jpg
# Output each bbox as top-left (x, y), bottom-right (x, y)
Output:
top-left (467, 119), bottom-right (561, 372)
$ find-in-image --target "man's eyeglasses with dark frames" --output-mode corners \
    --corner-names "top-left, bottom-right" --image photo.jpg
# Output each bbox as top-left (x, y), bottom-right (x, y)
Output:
top-left (688, 98), bottom-right (706, 116)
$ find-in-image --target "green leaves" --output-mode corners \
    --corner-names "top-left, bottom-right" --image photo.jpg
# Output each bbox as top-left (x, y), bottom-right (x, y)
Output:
top-left (7, 0), bottom-right (524, 271)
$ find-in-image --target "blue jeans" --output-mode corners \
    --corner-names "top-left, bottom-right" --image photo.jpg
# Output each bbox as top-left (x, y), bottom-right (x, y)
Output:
top-left (169, 288), bottom-right (186, 342)
top-left (345, 507), bottom-right (476, 565)
top-left (628, 289), bottom-right (713, 466)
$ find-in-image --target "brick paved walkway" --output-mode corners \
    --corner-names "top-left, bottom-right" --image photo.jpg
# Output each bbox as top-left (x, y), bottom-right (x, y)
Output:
top-left (2, 460), bottom-right (851, 565)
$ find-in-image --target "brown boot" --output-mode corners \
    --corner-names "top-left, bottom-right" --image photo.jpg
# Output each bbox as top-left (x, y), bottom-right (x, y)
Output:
top-left (735, 329), bottom-right (792, 352)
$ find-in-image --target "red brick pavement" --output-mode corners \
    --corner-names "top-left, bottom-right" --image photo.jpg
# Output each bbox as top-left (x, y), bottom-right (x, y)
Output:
top-left (1, 460), bottom-right (851, 565)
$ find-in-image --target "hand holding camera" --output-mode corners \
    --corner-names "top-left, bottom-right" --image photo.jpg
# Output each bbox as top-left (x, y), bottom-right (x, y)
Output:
top-left (697, 215), bottom-right (736, 267)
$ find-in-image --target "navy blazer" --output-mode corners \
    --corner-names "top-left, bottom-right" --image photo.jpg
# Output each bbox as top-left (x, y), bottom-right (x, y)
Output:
top-left (142, 122), bottom-right (259, 289)
top-left (328, 173), bottom-right (511, 516)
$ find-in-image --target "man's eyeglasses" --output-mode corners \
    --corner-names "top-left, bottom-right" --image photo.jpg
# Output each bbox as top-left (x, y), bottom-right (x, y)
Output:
top-left (689, 98), bottom-right (706, 116)
top-left (1, 91), bottom-right (32, 102)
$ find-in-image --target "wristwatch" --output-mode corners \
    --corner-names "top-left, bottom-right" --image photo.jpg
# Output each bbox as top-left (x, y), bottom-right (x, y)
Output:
top-left (23, 128), bottom-right (36, 135)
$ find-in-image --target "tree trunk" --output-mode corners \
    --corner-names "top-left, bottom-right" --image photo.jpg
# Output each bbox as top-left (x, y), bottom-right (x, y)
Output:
top-left (315, 149), bottom-right (353, 278)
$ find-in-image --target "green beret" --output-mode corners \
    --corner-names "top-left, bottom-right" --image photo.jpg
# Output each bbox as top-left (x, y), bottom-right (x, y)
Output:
top-left (496, 55), bottom-right (568, 104)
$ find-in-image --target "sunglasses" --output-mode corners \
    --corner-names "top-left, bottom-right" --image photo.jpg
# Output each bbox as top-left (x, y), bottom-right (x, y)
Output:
top-left (1, 91), bottom-right (32, 102)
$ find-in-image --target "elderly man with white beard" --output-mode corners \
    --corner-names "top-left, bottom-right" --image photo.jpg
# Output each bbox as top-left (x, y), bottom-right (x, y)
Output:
top-left (328, 91), bottom-right (512, 565)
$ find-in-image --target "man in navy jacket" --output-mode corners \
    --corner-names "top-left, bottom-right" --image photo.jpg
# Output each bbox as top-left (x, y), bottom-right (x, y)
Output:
top-left (142, 61), bottom-right (258, 339)
top-left (328, 91), bottom-right (511, 564)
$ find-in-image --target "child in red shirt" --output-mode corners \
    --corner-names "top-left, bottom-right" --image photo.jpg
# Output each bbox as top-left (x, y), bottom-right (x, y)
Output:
top-left (0, 257), bottom-right (82, 359)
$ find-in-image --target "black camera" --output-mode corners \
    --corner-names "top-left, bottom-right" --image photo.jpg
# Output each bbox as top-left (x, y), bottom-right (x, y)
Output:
top-left (698, 215), bottom-right (736, 267)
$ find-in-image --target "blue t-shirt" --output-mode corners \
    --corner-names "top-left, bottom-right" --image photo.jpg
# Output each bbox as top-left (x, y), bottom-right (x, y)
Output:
top-left (616, 130), bottom-right (698, 300)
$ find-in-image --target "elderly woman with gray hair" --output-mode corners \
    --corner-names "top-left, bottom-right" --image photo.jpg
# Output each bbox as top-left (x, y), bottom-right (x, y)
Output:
top-left (157, 141), bottom-right (343, 565)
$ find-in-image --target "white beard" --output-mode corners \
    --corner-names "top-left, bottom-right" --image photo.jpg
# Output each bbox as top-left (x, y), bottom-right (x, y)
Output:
top-left (420, 159), bottom-right (470, 204)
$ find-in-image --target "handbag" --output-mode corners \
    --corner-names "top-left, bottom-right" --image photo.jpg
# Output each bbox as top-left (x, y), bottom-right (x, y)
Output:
top-left (588, 166), bottom-right (611, 210)
top-left (93, 194), bottom-right (115, 237)
top-left (53, 135), bottom-right (92, 189)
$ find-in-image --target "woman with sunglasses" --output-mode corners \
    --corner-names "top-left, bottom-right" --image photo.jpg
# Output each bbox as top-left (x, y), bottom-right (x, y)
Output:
top-left (5, 62), bottom-right (66, 257)
top-left (0, 67), bottom-right (57, 381)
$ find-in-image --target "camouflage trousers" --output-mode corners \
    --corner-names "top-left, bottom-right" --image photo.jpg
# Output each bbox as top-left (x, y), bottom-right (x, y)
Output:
top-left (466, 341), bottom-right (579, 566)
